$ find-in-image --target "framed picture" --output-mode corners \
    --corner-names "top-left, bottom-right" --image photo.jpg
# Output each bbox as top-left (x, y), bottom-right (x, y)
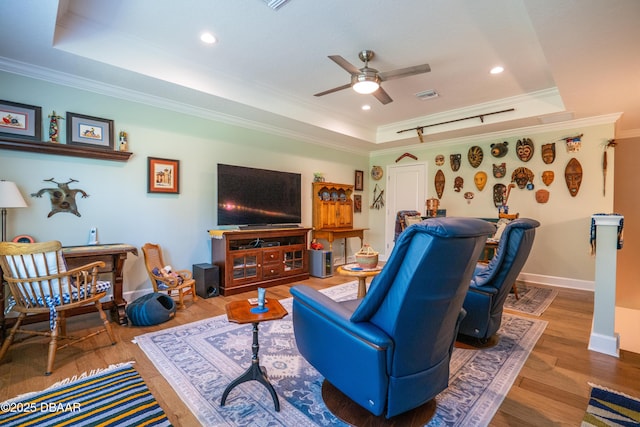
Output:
top-left (66, 112), bottom-right (114, 149)
top-left (148, 157), bottom-right (180, 194)
top-left (354, 170), bottom-right (364, 191)
top-left (0, 100), bottom-right (42, 141)
top-left (353, 194), bottom-right (362, 213)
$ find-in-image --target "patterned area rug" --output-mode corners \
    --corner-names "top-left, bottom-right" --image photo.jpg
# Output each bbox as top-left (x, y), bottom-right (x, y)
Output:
top-left (0, 363), bottom-right (171, 426)
top-left (136, 281), bottom-right (547, 426)
top-left (582, 384), bottom-right (640, 426)
top-left (504, 284), bottom-right (558, 316)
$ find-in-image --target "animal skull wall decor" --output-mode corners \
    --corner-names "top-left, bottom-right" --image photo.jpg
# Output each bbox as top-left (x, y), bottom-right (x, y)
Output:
top-left (31, 178), bottom-right (89, 217)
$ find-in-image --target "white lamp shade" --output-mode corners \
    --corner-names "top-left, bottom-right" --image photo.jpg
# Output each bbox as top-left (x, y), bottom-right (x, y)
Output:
top-left (0, 180), bottom-right (28, 208)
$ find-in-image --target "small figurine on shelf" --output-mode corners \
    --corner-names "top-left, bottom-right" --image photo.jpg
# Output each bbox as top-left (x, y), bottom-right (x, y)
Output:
top-left (313, 172), bottom-right (325, 182)
top-left (119, 131), bottom-right (128, 151)
top-left (48, 110), bottom-right (64, 143)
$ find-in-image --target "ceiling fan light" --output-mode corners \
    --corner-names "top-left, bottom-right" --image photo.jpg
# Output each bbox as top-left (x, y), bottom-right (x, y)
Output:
top-left (352, 74), bottom-right (380, 94)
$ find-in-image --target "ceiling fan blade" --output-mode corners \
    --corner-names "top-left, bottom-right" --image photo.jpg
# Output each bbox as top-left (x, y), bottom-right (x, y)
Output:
top-left (379, 64), bottom-right (431, 81)
top-left (328, 55), bottom-right (360, 75)
top-left (314, 83), bottom-right (352, 97)
top-left (372, 87), bottom-right (393, 104)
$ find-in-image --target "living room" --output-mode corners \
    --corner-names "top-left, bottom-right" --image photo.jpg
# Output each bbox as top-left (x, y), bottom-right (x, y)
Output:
top-left (1, 1), bottom-right (640, 425)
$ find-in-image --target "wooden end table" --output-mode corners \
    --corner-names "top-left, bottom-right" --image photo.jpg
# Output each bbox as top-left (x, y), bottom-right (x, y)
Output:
top-left (337, 263), bottom-right (383, 298)
top-left (220, 298), bottom-right (288, 411)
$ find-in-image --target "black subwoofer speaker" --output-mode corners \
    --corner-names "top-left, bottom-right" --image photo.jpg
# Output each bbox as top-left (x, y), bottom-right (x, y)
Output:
top-left (192, 263), bottom-right (220, 298)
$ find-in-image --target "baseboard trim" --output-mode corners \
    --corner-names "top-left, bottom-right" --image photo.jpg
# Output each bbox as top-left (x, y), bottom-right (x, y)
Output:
top-left (517, 272), bottom-right (594, 291)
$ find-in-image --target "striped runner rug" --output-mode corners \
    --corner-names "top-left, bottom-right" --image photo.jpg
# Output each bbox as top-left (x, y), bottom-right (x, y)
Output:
top-left (0, 363), bottom-right (171, 426)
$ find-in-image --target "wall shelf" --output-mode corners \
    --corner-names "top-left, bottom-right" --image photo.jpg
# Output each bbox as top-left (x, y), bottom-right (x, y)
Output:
top-left (0, 137), bottom-right (132, 162)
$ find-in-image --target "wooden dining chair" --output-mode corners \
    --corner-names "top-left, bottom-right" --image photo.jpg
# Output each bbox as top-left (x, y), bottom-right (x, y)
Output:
top-left (0, 240), bottom-right (116, 375)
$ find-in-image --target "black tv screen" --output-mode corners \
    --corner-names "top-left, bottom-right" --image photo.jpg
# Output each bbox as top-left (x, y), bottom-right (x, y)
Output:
top-left (217, 164), bottom-right (302, 227)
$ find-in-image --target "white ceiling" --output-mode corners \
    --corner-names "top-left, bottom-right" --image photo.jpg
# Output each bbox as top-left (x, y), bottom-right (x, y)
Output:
top-left (1, 0), bottom-right (638, 153)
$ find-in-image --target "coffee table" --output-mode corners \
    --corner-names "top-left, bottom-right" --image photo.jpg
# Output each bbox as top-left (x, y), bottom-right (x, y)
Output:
top-left (220, 298), bottom-right (288, 411)
top-left (337, 263), bottom-right (383, 298)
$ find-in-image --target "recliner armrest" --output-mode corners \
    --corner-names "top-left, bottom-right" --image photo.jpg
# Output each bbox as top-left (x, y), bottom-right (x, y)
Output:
top-left (468, 283), bottom-right (499, 295)
top-left (291, 285), bottom-right (392, 349)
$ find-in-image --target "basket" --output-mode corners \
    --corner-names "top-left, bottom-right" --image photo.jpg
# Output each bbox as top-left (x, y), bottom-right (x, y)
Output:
top-left (355, 245), bottom-right (379, 269)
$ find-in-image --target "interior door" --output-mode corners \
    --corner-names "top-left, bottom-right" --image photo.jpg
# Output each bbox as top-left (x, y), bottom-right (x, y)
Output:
top-left (385, 163), bottom-right (427, 256)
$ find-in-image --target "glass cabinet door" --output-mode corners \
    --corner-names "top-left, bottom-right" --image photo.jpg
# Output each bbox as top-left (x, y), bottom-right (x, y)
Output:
top-left (231, 252), bottom-right (259, 282)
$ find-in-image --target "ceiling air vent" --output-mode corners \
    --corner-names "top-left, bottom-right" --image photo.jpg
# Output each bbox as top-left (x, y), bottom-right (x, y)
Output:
top-left (264, 0), bottom-right (291, 10)
top-left (416, 89), bottom-right (439, 100)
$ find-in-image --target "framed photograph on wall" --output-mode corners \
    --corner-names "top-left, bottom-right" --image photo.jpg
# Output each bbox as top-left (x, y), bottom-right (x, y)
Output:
top-left (353, 194), bottom-right (362, 213)
top-left (148, 157), bottom-right (180, 194)
top-left (354, 170), bottom-right (364, 191)
top-left (66, 112), bottom-right (114, 149)
top-left (0, 100), bottom-right (42, 141)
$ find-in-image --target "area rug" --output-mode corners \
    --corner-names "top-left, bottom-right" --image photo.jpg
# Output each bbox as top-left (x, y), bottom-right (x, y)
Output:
top-left (582, 383), bottom-right (640, 426)
top-left (0, 363), bottom-right (171, 426)
top-left (504, 284), bottom-right (558, 316)
top-left (135, 281), bottom-right (546, 426)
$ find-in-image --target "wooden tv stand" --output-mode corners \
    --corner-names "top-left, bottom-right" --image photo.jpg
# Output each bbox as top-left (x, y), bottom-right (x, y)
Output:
top-left (210, 227), bottom-right (311, 296)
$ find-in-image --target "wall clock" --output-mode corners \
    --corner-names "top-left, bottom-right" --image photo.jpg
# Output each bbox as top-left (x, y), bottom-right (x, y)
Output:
top-left (371, 166), bottom-right (383, 180)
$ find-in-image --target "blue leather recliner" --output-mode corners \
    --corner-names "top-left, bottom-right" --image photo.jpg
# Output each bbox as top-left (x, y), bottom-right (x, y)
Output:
top-left (458, 218), bottom-right (540, 341)
top-left (291, 217), bottom-right (495, 418)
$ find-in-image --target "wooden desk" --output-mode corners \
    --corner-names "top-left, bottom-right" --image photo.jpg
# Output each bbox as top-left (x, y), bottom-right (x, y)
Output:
top-left (1, 243), bottom-right (137, 338)
top-left (312, 227), bottom-right (367, 252)
top-left (221, 298), bottom-right (288, 411)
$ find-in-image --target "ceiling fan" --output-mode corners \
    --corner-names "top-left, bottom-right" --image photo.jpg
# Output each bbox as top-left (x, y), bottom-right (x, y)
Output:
top-left (314, 50), bottom-right (431, 105)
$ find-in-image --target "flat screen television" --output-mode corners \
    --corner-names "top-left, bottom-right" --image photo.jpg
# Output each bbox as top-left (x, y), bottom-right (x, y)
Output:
top-left (217, 164), bottom-right (302, 227)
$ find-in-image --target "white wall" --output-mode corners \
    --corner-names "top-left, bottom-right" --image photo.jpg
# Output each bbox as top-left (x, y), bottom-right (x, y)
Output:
top-left (367, 121), bottom-right (616, 288)
top-left (0, 71), bottom-right (370, 297)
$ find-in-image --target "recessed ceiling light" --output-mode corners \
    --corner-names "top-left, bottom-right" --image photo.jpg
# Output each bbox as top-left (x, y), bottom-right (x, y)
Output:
top-left (362, 104), bottom-right (371, 111)
top-left (200, 32), bottom-right (217, 44)
top-left (490, 66), bottom-right (504, 74)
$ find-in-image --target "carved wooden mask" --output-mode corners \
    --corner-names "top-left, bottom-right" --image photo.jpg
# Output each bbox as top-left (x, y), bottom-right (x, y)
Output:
top-left (474, 171), bottom-right (487, 191)
top-left (542, 170), bottom-right (554, 186)
top-left (435, 154), bottom-right (445, 166)
top-left (493, 163), bottom-right (506, 178)
top-left (490, 141), bottom-right (508, 158)
top-left (493, 183), bottom-right (506, 207)
top-left (450, 154), bottom-right (461, 171)
top-left (454, 176), bottom-right (464, 192)
top-left (468, 146), bottom-right (483, 168)
top-left (535, 189), bottom-right (550, 203)
top-left (565, 158), bottom-right (583, 197)
top-left (435, 169), bottom-right (445, 199)
top-left (511, 167), bottom-right (534, 189)
top-left (541, 143), bottom-right (556, 164)
top-left (516, 138), bottom-right (534, 162)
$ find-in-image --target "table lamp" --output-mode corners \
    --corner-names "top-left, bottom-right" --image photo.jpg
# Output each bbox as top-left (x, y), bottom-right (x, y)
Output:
top-left (0, 180), bottom-right (28, 242)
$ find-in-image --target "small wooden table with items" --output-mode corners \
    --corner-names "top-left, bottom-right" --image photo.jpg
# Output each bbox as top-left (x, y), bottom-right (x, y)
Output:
top-left (220, 298), bottom-right (288, 411)
top-left (337, 263), bottom-right (383, 298)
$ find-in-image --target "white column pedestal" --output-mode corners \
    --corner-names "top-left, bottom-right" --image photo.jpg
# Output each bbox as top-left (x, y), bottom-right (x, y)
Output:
top-left (588, 214), bottom-right (623, 358)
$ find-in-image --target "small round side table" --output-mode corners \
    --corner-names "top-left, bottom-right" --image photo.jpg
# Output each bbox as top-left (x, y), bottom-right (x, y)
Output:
top-left (337, 263), bottom-right (383, 298)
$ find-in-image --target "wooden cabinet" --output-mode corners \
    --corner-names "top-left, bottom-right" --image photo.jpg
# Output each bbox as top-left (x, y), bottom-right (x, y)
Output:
top-left (312, 182), bottom-right (354, 230)
top-left (211, 228), bottom-right (310, 295)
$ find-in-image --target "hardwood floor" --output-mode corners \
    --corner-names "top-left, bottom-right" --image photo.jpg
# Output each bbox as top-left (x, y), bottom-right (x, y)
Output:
top-left (1, 278), bottom-right (639, 426)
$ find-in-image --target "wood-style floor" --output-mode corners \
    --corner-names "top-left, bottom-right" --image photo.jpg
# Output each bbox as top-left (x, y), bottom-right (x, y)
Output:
top-left (1, 277), bottom-right (639, 426)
